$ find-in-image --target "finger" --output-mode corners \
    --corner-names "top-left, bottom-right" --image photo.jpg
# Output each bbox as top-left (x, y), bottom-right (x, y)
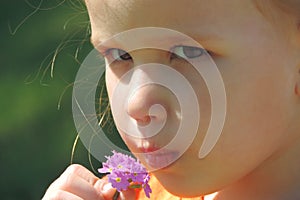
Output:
top-left (94, 179), bottom-right (118, 200)
top-left (42, 189), bottom-right (83, 200)
top-left (62, 164), bottom-right (99, 186)
top-left (94, 180), bottom-right (137, 200)
top-left (120, 189), bottom-right (137, 200)
top-left (59, 173), bottom-right (105, 200)
top-left (46, 165), bottom-right (103, 200)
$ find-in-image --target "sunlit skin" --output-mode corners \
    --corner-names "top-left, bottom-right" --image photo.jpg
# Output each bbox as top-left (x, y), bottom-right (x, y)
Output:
top-left (42, 0), bottom-right (300, 200)
top-left (85, 0), bottom-right (300, 199)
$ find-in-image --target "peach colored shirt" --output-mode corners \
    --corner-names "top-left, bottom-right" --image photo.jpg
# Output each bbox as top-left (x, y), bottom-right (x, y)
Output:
top-left (136, 175), bottom-right (218, 200)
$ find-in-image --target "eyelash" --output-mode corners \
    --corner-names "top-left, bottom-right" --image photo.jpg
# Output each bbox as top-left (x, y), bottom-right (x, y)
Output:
top-left (103, 45), bottom-right (211, 63)
top-left (171, 45), bottom-right (207, 59)
top-left (104, 48), bottom-right (132, 61)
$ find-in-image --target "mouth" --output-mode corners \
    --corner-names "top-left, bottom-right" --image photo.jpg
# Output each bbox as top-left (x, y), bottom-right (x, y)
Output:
top-left (137, 146), bottom-right (180, 171)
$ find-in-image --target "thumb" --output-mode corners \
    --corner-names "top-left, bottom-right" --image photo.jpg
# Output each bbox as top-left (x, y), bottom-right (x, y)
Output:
top-left (119, 188), bottom-right (137, 200)
top-left (94, 179), bottom-right (137, 200)
top-left (94, 179), bottom-right (117, 199)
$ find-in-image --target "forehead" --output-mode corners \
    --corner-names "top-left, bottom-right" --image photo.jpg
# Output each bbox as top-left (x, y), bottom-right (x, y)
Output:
top-left (86, 0), bottom-right (264, 44)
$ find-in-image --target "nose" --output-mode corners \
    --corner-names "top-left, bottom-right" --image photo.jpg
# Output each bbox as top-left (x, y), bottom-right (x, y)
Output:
top-left (127, 83), bottom-right (170, 125)
top-left (126, 49), bottom-right (173, 125)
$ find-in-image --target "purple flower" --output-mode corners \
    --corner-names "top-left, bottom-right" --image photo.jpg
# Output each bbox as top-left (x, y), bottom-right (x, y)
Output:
top-left (108, 170), bottom-right (130, 191)
top-left (99, 150), bottom-right (136, 173)
top-left (143, 181), bottom-right (152, 198)
top-left (98, 151), bottom-right (151, 198)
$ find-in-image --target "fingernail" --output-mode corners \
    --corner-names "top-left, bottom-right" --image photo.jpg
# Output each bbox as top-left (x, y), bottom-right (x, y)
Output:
top-left (102, 183), bottom-right (113, 193)
top-left (94, 179), bottom-right (104, 191)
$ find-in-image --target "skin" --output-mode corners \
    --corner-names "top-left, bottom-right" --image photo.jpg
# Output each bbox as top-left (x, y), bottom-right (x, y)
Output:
top-left (43, 0), bottom-right (300, 199)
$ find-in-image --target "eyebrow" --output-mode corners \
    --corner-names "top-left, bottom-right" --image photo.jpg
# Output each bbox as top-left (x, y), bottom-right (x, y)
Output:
top-left (186, 31), bottom-right (225, 44)
top-left (91, 30), bottom-right (225, 52)
top-left (193, 34), bottom-right (224, 42)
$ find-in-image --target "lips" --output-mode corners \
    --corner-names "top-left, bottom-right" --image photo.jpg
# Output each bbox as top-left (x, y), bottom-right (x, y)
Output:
top-left (138, 146), bottom-right (160, 153)
top-left (137, 146), bottom-right (180, 170)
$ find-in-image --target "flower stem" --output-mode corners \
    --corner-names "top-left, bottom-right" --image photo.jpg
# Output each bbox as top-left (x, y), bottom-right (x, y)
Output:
top-left (113, 190), bottom-right (120, 200)
top-left (129, 184), bottom-right (142, 189)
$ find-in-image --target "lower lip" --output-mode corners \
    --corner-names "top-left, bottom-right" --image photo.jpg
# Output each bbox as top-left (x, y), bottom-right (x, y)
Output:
top-left (142, 150), bottom-right (179, 170)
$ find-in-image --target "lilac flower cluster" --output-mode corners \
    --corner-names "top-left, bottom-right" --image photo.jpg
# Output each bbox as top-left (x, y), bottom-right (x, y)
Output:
top-left (98, 150), bottom-right (152, 198)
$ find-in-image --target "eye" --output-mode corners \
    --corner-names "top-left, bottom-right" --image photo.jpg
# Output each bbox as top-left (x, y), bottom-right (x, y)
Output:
top-left (171, 45), bottom-right (205, 59)
top-left (105, 48), bottom-right (132, 61)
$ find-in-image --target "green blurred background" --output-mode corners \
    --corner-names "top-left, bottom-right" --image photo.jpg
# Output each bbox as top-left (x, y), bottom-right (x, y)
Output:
top-left (0, 0), bottom-right (105, 199)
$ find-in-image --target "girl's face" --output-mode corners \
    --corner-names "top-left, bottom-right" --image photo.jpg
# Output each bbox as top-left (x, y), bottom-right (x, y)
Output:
top-left (86, 0), bottom-right (299, 196)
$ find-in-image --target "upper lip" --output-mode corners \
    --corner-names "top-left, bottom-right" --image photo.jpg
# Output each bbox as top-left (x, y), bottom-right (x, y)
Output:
top-left (138, 146), bottom-right (161, 153)
top-left (136, 140), bottom-right (162, 153)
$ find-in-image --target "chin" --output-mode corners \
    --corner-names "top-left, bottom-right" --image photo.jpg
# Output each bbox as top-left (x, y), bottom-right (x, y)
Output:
top-left (153, 170), bottom-right (213, 198)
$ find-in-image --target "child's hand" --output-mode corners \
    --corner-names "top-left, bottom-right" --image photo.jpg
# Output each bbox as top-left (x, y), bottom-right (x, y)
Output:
top-left (42, 164), bottom-right (136, 200)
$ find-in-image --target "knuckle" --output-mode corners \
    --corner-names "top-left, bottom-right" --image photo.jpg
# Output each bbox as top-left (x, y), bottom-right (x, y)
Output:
top-left (54, 190), bottom-right (67, 200)
top-left (53, 165), bottom-right (80, 191)
top-left (65, 164), bottom-right (83, 175)
top-left (60, 171), bottom-right (76, 190)
top-left (45, 189), bottom-right (64, 200)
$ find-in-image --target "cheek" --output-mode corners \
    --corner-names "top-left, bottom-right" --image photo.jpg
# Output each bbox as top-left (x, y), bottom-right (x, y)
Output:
top-left (105, 67), bottom-right (119, 100)
top-left (216, 49), bottom-right (292, 167)
top-left (184, 45), bottom-right (294, 188)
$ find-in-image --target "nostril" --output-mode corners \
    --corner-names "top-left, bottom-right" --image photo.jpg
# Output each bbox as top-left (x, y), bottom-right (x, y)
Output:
top-left (127, 103), bottom-right (168, 126)
top-left (136, 116), bottom-right (151, 126)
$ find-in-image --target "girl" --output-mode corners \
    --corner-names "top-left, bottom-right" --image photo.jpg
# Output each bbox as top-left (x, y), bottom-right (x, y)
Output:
top-left (43, 0), bottom-right (300, 199)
